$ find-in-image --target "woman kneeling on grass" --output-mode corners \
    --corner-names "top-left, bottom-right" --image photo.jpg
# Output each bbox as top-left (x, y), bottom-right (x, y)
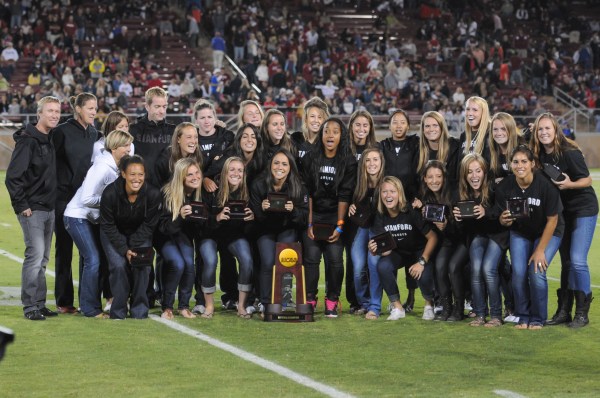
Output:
top-left (156, 158), bottom-right (208, 320)
top-left (100, 155), bottom-right (161, 320)
top-left (497, 145), bottom-right (563, 330)
top-left (369, 176), bottom-right (438, 321)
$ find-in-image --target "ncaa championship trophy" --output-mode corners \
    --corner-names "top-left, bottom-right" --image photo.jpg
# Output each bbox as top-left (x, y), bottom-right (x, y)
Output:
top-left (264, 242), bottom-right (314, 322)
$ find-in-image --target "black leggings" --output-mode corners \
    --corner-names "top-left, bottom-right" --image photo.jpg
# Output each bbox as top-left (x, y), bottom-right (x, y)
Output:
top-left (434, 242), bottom-right (469, 302)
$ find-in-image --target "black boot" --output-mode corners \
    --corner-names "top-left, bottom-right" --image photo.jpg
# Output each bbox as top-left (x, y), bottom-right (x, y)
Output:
top-left (434, 296), bottom-right (452, 321)
top-left (569, 291), bottom-right (593, 328)
top-left (447, 298), bottom-right (464, 322)
top-left (546, 288), bottom-right (573, 325)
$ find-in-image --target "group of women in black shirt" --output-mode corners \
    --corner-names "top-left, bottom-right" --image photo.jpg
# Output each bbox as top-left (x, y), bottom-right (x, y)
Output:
top-left (86, 93), bottom-right (597, 328)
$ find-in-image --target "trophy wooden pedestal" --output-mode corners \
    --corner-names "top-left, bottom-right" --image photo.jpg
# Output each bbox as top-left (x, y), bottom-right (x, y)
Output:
top-left (264, 242), bottom-right (314, 322)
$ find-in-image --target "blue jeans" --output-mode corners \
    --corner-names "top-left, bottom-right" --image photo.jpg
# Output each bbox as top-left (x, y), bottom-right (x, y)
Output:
top-left (559, 215), bottom-right (597, 294)
top-left (199, 238), bottom-right (253, 293)
top-left (377, 250), bottom-right (434, 303)
top-left (18, 210), bottom-right (54, 315)
top-left (100, 231), bottom-right (151, 319)
top-left (351, 227), bottom-right (383, 313)
top-left (64, 216), bottom-right (103, 317)
top-left (257, 229), bottom-right (297, 305)
top-left (161, 239), bottom-right (195, 310)
top-left (510, 232), bottom-right (562, 325)
top-left (469, 236), bottom-right (503, 318)
top-left (227, 238), bottom-right (254, 292)
top-left (367, 250), bottom-right (383, 315)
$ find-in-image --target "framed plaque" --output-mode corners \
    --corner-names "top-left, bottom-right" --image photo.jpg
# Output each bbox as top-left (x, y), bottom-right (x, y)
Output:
top-left (267, 192), bottom-right (288, 212)
top-left (455, 200), bottom-right (476, 218)
top-left (225, 200), bottom-right (247, 220)
top-left (349, 202), bottom-right (373, 227)
top-left (372, 231), bottom-right (397, 255)
top-left (312, 223), bottom-right (335, 241)
top-left (423, 203), bottom-right (446, 222)
top-left (129, 247), bottom-right (155, 267)
top-left (188, 201), bottom-right (208, 221)
top-left (507, 198), bottom-right (529, 219)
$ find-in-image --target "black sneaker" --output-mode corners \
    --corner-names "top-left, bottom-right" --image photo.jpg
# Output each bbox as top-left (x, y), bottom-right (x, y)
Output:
top-left (39, 307), bottom-right (58, 317)
top-left (324, 298), bottom-right (338, 318)
top-left (24, 310), bottom-right (46, 321)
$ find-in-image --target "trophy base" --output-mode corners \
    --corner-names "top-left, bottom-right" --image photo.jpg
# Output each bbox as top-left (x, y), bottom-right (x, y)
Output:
top-left (263, 303), bottom-right (314, 322)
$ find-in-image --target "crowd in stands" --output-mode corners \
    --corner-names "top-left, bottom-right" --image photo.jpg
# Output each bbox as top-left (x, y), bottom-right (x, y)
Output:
top-left (0, 0), bottom-right (599, 131)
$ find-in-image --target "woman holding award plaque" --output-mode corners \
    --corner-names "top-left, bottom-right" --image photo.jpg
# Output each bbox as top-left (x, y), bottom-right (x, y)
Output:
top-left (348, 148), bottom-right (385, 319)
top-left (453, 154), bottom-right (508, 327)
top-left (202, 157), bottom-right (255, 319)
top-left (156, 158), bottom-right (207, 320)
top-left (99, 155), bottom-right (162, 320)
top-left (496, 145), bottom-right (563, 329)
top-left (368, 176), bottom-right (438, 321)
top-left (417, 160), bottom-right (469, 322)
top-left (250, 149), bottom-right (309, 312)
top-left (530, 113), bottom-right (597, 328)
top-left (302, 117), bottom-right (357, 318)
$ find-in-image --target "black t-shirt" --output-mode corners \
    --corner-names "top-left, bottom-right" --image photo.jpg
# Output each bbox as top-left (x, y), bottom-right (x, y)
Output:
top-left (539, 149), bottom-right (598, 218)
top-left (495, 172), bottom-right (564, 240)
top-left (319, 157), bottom-right (336, 188)
top-left (354, 144), bottom-right (366, 162)
top-left (372, 208), bottom-right (432, 256)
top-left (199, 134), bottom-right (219, 162)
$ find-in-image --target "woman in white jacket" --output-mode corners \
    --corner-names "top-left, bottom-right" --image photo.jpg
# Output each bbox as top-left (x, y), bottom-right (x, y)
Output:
top-left (64, 130), bottom-right (134, 317)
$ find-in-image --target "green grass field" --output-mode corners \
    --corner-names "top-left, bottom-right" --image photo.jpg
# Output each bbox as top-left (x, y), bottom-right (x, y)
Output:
top-left (1, 171), bottom-right (600, 397)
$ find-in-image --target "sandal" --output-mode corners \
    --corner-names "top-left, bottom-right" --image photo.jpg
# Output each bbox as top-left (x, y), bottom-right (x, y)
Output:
top-left (528, 323), bottom-right (543, 330)
top-left (469, 316), bottom-right (486, 326)
top-left (365, 311), bottom-right (379, 320)
top-left (515, 323), bottom-right (529, 329)
top-left (201, 312), bottom-right (214, 319)
top-left (179, 308), bottom-right (197, 319)
top-left (237, 313), bottom-right (251, 319)
top-left (161, 309), bottom-right (174, 320)
top-left (484, 318), bottom-right (503, 328)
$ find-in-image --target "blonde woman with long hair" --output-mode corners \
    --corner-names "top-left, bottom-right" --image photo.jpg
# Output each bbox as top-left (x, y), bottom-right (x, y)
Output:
top-left (460, 96), bottom-right (491, 157)
top-left (417, 111), bottom-right (460, 185)
top-left (368, 176), bottom-right (438, 321)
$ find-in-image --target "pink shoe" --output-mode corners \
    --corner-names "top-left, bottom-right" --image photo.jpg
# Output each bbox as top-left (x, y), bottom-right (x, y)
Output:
top-left (324, 298), bottom-right (338, 318)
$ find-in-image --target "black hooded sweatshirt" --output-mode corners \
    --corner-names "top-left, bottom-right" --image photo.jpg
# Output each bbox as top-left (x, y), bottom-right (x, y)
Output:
top-left (52, 118), bottom-right (98, 203)
top-left (6, 124), bottom-right (56, 213)
top-left (99, 177), bottom-right (161, 256)
top-left (129, 115), bottom-right (176, 188)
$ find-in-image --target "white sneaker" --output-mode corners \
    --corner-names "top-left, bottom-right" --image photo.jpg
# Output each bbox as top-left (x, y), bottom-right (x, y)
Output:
top-left (387, 303), bottom-right (394, 313)
top-left (192, 304), bottom-right (206, 315)
top-left (387, 307), bottom-right (406, 321)
top-left (246, 305), bottom-right (256, 315)
top-left (104, 301), bottom-right (112, 313)
top-left (422, 305), bottom-right (435, 320)
top-left (434, 305), bottom-right (443, 315)
top-left (504, 315), bottom-right (519, 323)
top-left (464, 300), bottom-right (473, 311)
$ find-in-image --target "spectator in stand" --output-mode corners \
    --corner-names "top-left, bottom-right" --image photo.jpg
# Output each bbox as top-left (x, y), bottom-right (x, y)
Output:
top-left (89, 54), bottom-right (106, 81)
top-left (167, 78), bottom-right (182, 99)
top-left (147, 73), bottom-right (163, 90)
top-left (187, 15), bottom-right (200, 49)
top-left (118, 76), bottom-right (133, 97)
top-left (452, 86), bottom-right (466, 106)
top-left (211, 31), bottom-right (226, 70)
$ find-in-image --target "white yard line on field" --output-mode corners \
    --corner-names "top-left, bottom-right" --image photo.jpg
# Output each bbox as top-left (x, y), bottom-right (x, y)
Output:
top-left (494, 390), bottom-right (528, 398)
top-left (0, 248), bottom-right (79, 286)
top-left (150, 314), bottom-right (356, 398)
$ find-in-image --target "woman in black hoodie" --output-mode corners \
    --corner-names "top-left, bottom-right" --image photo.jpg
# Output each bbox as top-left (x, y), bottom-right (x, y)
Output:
top-left (52, 92), bottom-right (98, 314)
top-left (99, 155), bottom-right (161, 320)
top-left (302, 117), bottom-right (357, 317)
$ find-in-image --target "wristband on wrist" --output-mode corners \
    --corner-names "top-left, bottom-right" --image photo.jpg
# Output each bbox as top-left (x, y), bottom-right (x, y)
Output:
top-left (308, 222), bottom-right (313, 227)
top-left (335, 226), bottom-right (343, 233)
